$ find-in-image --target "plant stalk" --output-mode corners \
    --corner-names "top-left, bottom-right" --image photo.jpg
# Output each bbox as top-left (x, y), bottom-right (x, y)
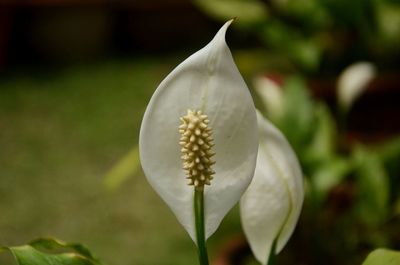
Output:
top-left (267, 238), bottom-right (277, 265)
top-left (194, 188), bottom-right (209, 265)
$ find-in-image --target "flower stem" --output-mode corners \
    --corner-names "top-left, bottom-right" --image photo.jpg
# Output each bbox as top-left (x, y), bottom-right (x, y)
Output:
top-left (267, 238), bottom-right (277, 265)
top-left (194, 188), bottom-right (209, 265)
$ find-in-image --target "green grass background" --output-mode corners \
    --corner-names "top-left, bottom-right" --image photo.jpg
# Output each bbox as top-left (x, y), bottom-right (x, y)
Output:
top-left (0, 58), bottom-right (244, 265)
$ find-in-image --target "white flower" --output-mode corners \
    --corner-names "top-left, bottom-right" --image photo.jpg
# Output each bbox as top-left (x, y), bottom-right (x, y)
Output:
top-left (337, 62), bottom-right (376, 111)
top-left (253, 75), bottom-right (284, 121)
top-left (240, 111), bottom-right (304, 264)
top-left (139, 20), bottom-right (258, 242)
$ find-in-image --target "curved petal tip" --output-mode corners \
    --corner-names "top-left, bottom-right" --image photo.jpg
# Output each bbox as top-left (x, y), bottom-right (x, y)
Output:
top-left (212, 19), bottom-right (235, 44)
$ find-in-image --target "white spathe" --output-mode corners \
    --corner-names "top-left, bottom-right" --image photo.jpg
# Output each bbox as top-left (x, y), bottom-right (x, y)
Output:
top-left (337, 62), bottom-right (376, 111)
top-left (240, 111), bottom-right (304, 264)
top-left (139, 20), bottom-right (258, 242)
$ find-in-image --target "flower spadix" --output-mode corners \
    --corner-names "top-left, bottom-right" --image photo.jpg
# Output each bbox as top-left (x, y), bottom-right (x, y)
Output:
top-left (240, 112), bottom-right (304, 265)
top-left (179, 109), bottom-right (216, 188)
top-left (139, 20), bottom-right (258, 242)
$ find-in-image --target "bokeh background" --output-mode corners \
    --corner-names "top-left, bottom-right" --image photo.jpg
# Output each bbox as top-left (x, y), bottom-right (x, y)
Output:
top-left (0, 1), bottom-right (399, 265)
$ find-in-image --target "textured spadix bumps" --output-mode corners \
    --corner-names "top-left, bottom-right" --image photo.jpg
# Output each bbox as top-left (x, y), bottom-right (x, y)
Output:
top-left (240, 112), bottom-right (304, 264)
top-left (179, 110), bottom-right (216, 188)
top-left (139, 20), bottom-right (258, 242)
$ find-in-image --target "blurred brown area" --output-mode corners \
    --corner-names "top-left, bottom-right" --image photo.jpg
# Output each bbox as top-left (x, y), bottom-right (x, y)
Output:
top-left (308, 73), bottom-right (400, 143)
top-left (0, 0), bottom-right (216, 68)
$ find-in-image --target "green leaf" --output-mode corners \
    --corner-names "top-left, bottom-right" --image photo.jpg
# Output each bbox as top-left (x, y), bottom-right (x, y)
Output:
top-left (311, 156), bottom-right (352, 203)
top-left (289, 39), bottom-right (321, 72)
top-left (282, 0), bottom-right (330, 30)
top-left (276, 76), bottom-right (315, 157)
top-left (0, 238), bottom-right (102, 265)
top-left (304, 103), bottom-right (337, 164)
top-left (304, 103), bottom-right (351, 205)
top-left (260, 21), bottom-right (322, 71)
top-left (375, 136), bottom-right (400, 175)
top-left (103, 146), bottom-right (140, 191)
top-left (375, 1), bottom-right (400, 51)
top-left (375, 136), bottom-right (400, 199)
top-left (353, 146), bottom-right (389, 226)
top-left (362, 248), bottom-right (400, 265)
top-left (29, 238), bottom-right (98, 260)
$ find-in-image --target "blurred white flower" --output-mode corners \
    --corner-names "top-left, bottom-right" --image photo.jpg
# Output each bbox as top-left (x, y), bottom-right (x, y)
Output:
top-left (337, 62), bottom-right (376, 111)
top-left (139, 20), bottom-right (258, 242)
top-left (240, 111), bottom-right (304, 264)
top-left (254, 75), bottom-right (284, 120)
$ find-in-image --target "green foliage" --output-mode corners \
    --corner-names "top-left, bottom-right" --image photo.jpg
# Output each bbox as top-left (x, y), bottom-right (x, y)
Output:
top-left (0, 238), bottom-right (102, 265)
top-left (352, 146), bottom-right (389, 225)
top-left (310, 156), bottom-right (352, 203)
top-left (194, 0), bottom-right (400, 72)
top-left (376, 136), bottom-right (400, 179)
top-left (255, 74), bottom-right (400, 264)
top-left (304, 103), bottom-right (337, 164)
top-left (375, 136), bottom-right (400, 203)
top-left (362, 248), bottom-right (400, 265)
top-left (375, 1), bottom-right (400, 53)
top-left (273, 76), bottom-right (315, 156)
top-left (266, 77), bottom-right (354, 205)
top-left (260, 21), bottom-right (322, 71)
top-left (261, 76), bottom-right (352, 205)
top-left (258, 75), bottom-right (395, 219)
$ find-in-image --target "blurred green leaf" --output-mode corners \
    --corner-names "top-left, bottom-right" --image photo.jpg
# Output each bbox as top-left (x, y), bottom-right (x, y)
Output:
top-left (362, 248), bottom-right (400, 265)
top-left (260, 16), bottom-right (322, 71)
top-left (375, 136), bottom-right (400, 203)
top-left (304, 103), bottom-right (337, 164)
top-left (323, 0), bottom-right (375, 28)
top-left (311, 156), bottom-right (352, 203)
top-left (353, 146), bottom-right (389, 226)
top-left (193, 0), bottom-right (268, 26)
top-left (375, 1), bottom-right (400, 51)
top-left (276, 76), bottom-right (315, 157)
top-left (281, 0), bottom-right (330, 30)
top-left (375, 136), bottom-right (400, 171)
top-left (289, 39), bottom-right (321, 71)
top-left (0, 238), bottom-right (101, 265)
top-left (103, 146), bottom-right (140, 191)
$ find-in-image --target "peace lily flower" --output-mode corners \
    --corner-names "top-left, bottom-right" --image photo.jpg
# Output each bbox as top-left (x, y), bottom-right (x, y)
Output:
top-left (240, 111), bottom-right (304, 265)
top-left (139, 19), bottom-right (258, 260)
top-left (337, 62), bottom-right (376, 111)
top-left (253, 75), bottom-right (284, 121)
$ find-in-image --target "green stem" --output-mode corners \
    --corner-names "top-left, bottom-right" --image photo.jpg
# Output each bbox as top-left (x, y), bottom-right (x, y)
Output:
top-left (266, 238), bottom-right (277, 265)
top-left (194, 188), bottom-right (209, 265)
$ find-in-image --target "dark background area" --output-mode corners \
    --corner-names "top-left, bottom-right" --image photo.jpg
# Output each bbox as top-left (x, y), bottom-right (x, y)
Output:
top-left (0, 1), bottom-right (226, 67)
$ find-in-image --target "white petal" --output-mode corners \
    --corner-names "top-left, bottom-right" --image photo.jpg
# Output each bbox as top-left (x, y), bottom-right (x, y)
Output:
top-left (240, 111), bottom-right (304, 264)
top-left (337, 62), bottom-right (376, 110)
top-left (139, 20), bottom-right (258, 242)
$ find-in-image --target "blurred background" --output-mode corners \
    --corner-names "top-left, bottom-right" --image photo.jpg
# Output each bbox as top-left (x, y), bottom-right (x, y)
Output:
top-left (0, 0), bottom-right (399, 265)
